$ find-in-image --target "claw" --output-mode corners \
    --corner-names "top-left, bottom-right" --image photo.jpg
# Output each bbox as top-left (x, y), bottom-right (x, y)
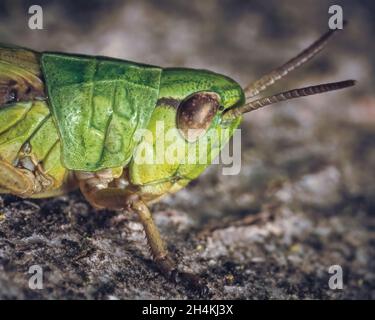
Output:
top-left (169, 268), bottom-right (210, 297)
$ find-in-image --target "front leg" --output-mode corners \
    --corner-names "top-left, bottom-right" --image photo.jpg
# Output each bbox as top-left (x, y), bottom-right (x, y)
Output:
top-left (76, 170), bottom-right (209, 295)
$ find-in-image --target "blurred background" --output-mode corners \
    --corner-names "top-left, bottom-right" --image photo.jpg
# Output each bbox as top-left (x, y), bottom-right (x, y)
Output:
top-left (0, 0), bottom-right (374, 299)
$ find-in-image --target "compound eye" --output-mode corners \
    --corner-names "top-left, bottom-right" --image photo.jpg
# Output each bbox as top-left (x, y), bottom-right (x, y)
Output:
top-left (176, 92), bottom-right (220, 142)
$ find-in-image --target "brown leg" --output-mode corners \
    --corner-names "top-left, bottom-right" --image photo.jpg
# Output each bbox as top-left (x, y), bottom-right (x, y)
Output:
top-left (78, 174), bottom-right (209, 295)
top-left (132, 199), bottom-right (208, 295)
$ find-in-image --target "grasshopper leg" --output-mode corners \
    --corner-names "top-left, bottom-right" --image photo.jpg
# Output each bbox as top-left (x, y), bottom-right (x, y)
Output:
top-left (0, 159), bottom-right (37, 197)
top-left (78, 173), bottom-right (209, 295)
top-left (131, 199), bottom-right (209, 296)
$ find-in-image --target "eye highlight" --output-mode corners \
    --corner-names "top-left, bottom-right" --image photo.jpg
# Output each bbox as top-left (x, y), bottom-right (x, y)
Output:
top-left (176, 92), bottom-right (220, 142)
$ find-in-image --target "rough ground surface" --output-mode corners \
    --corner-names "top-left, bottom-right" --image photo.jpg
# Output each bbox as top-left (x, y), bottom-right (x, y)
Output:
top-left (0, 0), bottom-right (374, 299)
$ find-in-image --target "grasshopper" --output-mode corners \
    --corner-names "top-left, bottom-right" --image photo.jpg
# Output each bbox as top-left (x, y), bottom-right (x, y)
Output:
top-left (0, 27), bottom-right (355, 294)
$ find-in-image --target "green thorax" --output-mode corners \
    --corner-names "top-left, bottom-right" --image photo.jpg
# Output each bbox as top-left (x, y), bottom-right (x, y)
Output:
top-left (41, 53), bottom-right (162, 171)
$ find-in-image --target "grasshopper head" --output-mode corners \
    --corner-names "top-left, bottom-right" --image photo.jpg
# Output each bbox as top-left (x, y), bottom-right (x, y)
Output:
top-left (128, 68), bottom-right (245, 201)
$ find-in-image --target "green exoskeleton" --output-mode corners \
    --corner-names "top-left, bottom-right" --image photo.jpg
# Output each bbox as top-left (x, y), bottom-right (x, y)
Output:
top-left (0, 27), bottom-right (355, 293)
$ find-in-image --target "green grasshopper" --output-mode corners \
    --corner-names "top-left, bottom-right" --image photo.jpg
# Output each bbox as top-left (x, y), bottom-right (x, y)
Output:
top-left (0, 27), bottom-right (354, 293)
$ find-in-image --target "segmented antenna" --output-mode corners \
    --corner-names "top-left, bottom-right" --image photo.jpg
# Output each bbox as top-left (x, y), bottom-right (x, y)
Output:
top-left (244, 27), bottom-right (345, 99)
top-left (224, 80), bottom-right (356, 119)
